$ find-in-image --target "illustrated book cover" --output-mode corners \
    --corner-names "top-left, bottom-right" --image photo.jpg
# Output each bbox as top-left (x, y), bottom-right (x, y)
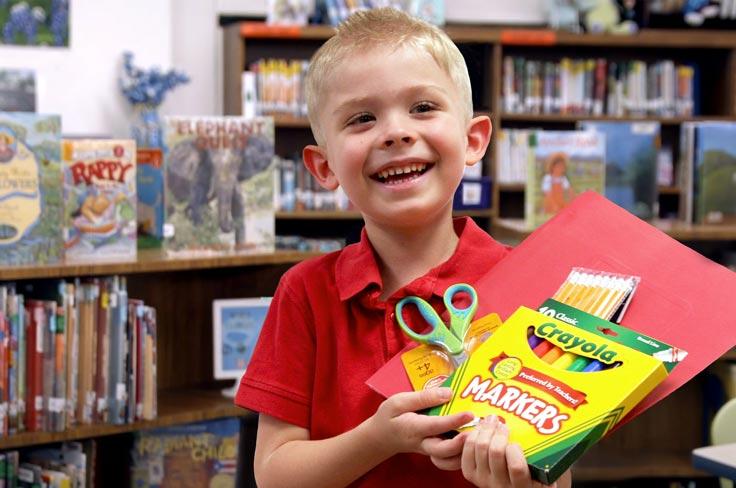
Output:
top-left (692, 122), bottom-right (736, 224)
top-left (136, 148), bottom-right (164, 248)
top-left (525, 130), bottom-right (605, 228)
top-left (62, 139), bottom-right (137, 262)
top-left (131, 417), bottom-right (241, 488)
top-left (163, 116), bottom-right (275, 254)
top-left (579, 121), bottom-right (660, 220)
top-left (0, 112), bottom-right (62, 266)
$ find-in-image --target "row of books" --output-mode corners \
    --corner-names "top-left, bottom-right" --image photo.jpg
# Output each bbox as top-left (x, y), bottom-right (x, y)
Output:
top-left (243, 59), bottom-right (309, 118)
top-left (497, 122), bottom-right (662, 224)
top-left (2, 442), bottom-right (91, 488)
top-left (275, 156), bottom-right (351, 212)
top-left (0, 441), bottom-right (92, 488)
top-left (497, 121), bottom-right (736, 227)
top-left (0, 277), bottom-right (157, 436)
top-left (502, 56), bottom-right (697, 118)
top-left (0, 112), bottom-right (276, 266)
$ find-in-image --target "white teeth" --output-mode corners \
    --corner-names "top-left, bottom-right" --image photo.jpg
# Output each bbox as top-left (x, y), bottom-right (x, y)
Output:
top-left (376, 163), bottom-right (428, 180)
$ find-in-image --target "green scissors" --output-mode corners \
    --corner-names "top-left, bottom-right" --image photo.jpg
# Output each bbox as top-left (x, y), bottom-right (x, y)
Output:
top-left (395, 283), bottom-right (478, 367)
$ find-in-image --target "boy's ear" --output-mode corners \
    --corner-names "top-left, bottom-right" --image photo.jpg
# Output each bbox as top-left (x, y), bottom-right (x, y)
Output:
top-left (465, 115), bottom-right (492, 165)
top-left (303, 144), bottom-right (339, 190)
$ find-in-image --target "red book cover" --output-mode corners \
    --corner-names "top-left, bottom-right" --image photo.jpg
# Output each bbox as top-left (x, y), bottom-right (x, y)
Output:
top-left (24, 300), bottom-right (45, 432)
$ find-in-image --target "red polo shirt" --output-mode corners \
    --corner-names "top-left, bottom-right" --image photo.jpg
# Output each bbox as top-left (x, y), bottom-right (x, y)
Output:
top-left (236, 217), bottom-right (510, 486)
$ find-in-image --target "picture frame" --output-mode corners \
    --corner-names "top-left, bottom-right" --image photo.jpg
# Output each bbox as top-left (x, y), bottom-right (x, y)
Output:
top-left (212, 297), bottom-right (272, 382)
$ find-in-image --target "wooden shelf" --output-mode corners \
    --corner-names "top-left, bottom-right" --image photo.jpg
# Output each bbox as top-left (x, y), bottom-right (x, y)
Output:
top-left (499, 113), bottom-right (736, 125)
top-left (272, 113), bottom-right (310, 128)
top-left (574, 450), bottom-right (709, 481)
top-left (494, 218), bottom-right (736, 241)
top-left (0, 249), bottom-right (321, 281)
top-left (0, 389), bottom-right (250, 450)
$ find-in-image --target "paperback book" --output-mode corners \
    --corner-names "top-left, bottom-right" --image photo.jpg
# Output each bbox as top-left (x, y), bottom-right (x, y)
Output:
top-left (131, 417), bottom-right (241, 488)
top-left (163, 116), bottom-right (275, 254)
top-left (525, 130), bottom-right (606, 228)
top-left (62, 139), bottom-right (137, 262)
top-left (0, 112), bottom-right (63, 265)
top-left (579, 121), bottom-right (660, 220)
top-left (692, 122), bottom-right (736, 224)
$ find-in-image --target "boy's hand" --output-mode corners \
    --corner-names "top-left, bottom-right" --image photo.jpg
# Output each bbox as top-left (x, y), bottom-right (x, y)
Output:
top-left (461, 416), bottom-right (557, 488)
top-left (364, 387), bottom-right (474, 458)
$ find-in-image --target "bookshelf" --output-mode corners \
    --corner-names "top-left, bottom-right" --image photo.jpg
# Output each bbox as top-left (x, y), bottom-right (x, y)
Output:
top-left (224, 22), bottom-right (736, 245)
top-left (222, 22), bottom-right (736, 484)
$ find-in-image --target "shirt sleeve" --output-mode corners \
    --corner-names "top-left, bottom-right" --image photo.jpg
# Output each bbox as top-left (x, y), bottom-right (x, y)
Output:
top-left (235, 270), bottom-right (315, 428)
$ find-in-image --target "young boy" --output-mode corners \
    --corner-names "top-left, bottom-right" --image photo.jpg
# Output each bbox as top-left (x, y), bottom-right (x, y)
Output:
top-left (236, 8), bottom-right (571, 488)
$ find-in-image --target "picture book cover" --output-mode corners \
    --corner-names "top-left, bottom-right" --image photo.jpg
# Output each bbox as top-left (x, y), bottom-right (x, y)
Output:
top-left (131, 417), bottom-right (241, 488)
top-left (525, 130), bottom-right (605, 228)
top-left (0, 68), bottom-right (35, 111)
top-left (579, 121), bottom-right (660, 220)
top-left (692, 122), bottom-right (736, 225)
top-left (0, 112), bottom-right (63, 266)
top-left (163, 116), bottom-right (275, 254)
top-left (137, 148), bottom-right (164, 248)
top-left (62, 140), bottom-right (137, 262)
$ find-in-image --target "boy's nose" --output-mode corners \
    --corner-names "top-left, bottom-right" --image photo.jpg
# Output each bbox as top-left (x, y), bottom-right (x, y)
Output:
top-left (382, 134), bottom-right (414, 148)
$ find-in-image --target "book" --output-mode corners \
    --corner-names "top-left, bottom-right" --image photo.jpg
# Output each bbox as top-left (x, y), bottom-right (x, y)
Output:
top-left (0, 69), bottom-right (35, 111)
top-left (131, 417), bottom-right (241, 487)
top-left (136, 148), bottom-right (165, 248)
top-left (692, 122), bottom-right (736, 224)
top-left (525, 130), bottom-right (606, 228)
top-left (0, 112), bottom-right (63, 266)
top-left (62, 139), bottom-right (137, 262)
top-left (579, 121), bottom-right (660, 219)
top-left (163, 116), bottom-right (275, 254)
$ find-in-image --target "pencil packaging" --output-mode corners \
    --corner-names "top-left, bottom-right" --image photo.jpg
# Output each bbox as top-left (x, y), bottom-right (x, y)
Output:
top-left (427, 299), bottom-right (685, 484)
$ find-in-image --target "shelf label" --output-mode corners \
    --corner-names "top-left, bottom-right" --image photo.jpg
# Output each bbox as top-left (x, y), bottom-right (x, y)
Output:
top-left (500, 29), bottom-right (557, 46)
top-left (240, 22), bottom-right (302, 38)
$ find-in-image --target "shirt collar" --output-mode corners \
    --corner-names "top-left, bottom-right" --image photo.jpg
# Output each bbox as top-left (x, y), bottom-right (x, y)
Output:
top-left (335, 217), bottom-right (508, 302)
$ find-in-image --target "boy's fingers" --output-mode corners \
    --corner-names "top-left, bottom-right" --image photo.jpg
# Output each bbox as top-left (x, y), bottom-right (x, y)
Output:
top-left (388, 387), bottom-right (452, 415)
top-left (488, 421), bottom-right (511, 486)
top-left (506, 442), bottom-right (533, 486)
top-left (415, 411), bottom-right (474, 438)
top-left (421, 433), bottom-right (465, 458)
top-left (461, 428), bottom-right (479, 480)
top-left (430, 454), bottom-right (462, 471)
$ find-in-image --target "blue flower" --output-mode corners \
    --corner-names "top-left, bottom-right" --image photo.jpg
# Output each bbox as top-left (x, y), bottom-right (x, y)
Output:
top-left (119, 51), bottom-right (189, 107)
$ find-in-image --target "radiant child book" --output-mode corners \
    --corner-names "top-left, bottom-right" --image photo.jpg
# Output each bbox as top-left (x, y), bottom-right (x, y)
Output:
top-left (163, 116), bottom-right (275, 254)
top-left (0, 112), bottom-right (62, 266)
top-left (62, 139), bottom-right (137, 262)
top-left (131, 417), bottom-right (240, 488)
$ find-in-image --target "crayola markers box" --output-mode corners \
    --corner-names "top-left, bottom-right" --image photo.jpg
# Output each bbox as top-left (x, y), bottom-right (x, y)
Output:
top-left (428, 300), bottom-right (684, 484)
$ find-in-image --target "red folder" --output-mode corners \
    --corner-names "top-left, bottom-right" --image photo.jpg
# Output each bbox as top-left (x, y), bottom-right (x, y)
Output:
top-left (367, 191), bottom-right (736, 426)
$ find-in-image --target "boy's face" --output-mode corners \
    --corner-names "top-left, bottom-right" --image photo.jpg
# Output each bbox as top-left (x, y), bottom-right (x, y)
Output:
top-left (305, 45), bottom-right (489, 229)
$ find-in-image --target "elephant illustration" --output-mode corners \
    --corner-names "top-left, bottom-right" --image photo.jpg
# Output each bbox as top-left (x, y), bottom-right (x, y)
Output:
top-left (166, 134), bottom-right (274, 244)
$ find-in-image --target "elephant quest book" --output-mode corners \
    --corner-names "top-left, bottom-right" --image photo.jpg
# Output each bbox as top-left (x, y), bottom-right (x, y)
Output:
top-left (162, 116), bottom-right (275, 255)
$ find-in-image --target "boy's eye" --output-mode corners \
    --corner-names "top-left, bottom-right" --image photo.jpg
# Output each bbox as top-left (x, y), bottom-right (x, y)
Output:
top-left (412, 102), bottom-right (435, 113)
top-left (347, 113), bottom-right (375, 125)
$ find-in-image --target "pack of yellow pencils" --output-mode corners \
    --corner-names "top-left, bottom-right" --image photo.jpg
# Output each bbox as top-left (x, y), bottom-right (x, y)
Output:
top-left (427, 299), bottom-right (685, 484)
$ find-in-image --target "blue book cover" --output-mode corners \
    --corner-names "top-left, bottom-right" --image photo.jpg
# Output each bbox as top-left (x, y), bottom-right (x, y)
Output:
top-left (693, 123), bottom-right (736, 225)
top-left (137, 148), bottom-right (164, 248)
top-left (580, 121), bottom-right (660, 220)
top-left (0, 112), bottom-right (63, 265)
top-left (131, 417), bottom-right (241, 488)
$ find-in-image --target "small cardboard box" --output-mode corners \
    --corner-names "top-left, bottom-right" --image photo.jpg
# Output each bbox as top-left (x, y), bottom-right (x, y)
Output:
top-left (428, 300), bottom-right (679, 484)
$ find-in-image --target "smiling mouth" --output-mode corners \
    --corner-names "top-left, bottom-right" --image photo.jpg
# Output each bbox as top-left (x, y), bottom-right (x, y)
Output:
top-left (371, 162), bottom-right (432, 185)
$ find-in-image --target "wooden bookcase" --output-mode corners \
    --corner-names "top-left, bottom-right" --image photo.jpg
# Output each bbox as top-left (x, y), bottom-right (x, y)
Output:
top-left (0, 250), bottom-right (319, 486)
top-left (222, 22), bottom-right (736, 483)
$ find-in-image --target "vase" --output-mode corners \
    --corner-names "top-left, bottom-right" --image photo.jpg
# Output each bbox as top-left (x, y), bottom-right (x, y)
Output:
top-left (131, 105), bottom-right (163, 149)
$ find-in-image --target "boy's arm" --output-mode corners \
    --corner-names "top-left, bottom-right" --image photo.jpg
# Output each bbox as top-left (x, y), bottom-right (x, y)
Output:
top-left (255, 387), bottom-right (475, 488)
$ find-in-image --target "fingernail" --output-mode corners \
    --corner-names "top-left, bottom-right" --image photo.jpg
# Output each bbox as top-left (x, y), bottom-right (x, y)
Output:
top-left (437, 387), bottom-right (452, 399)
top-left (498, 421), bottom-right (508, 435)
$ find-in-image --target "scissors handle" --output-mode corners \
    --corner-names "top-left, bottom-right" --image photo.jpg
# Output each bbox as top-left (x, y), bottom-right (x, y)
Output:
top-left (443, 283), bottom-right (478, 341)
top-left (395, 296), bottom-right (465, 356)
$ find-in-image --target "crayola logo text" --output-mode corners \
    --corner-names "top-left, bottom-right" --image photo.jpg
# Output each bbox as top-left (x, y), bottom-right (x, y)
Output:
top-left (460, 375), bottom-right (569, 435)
top-left (537, 323), bottom-right (618, 363)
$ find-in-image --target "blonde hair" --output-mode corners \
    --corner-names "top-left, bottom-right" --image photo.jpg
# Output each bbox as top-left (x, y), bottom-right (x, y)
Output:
top-left (305, 7), bottom-right (473, 145)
